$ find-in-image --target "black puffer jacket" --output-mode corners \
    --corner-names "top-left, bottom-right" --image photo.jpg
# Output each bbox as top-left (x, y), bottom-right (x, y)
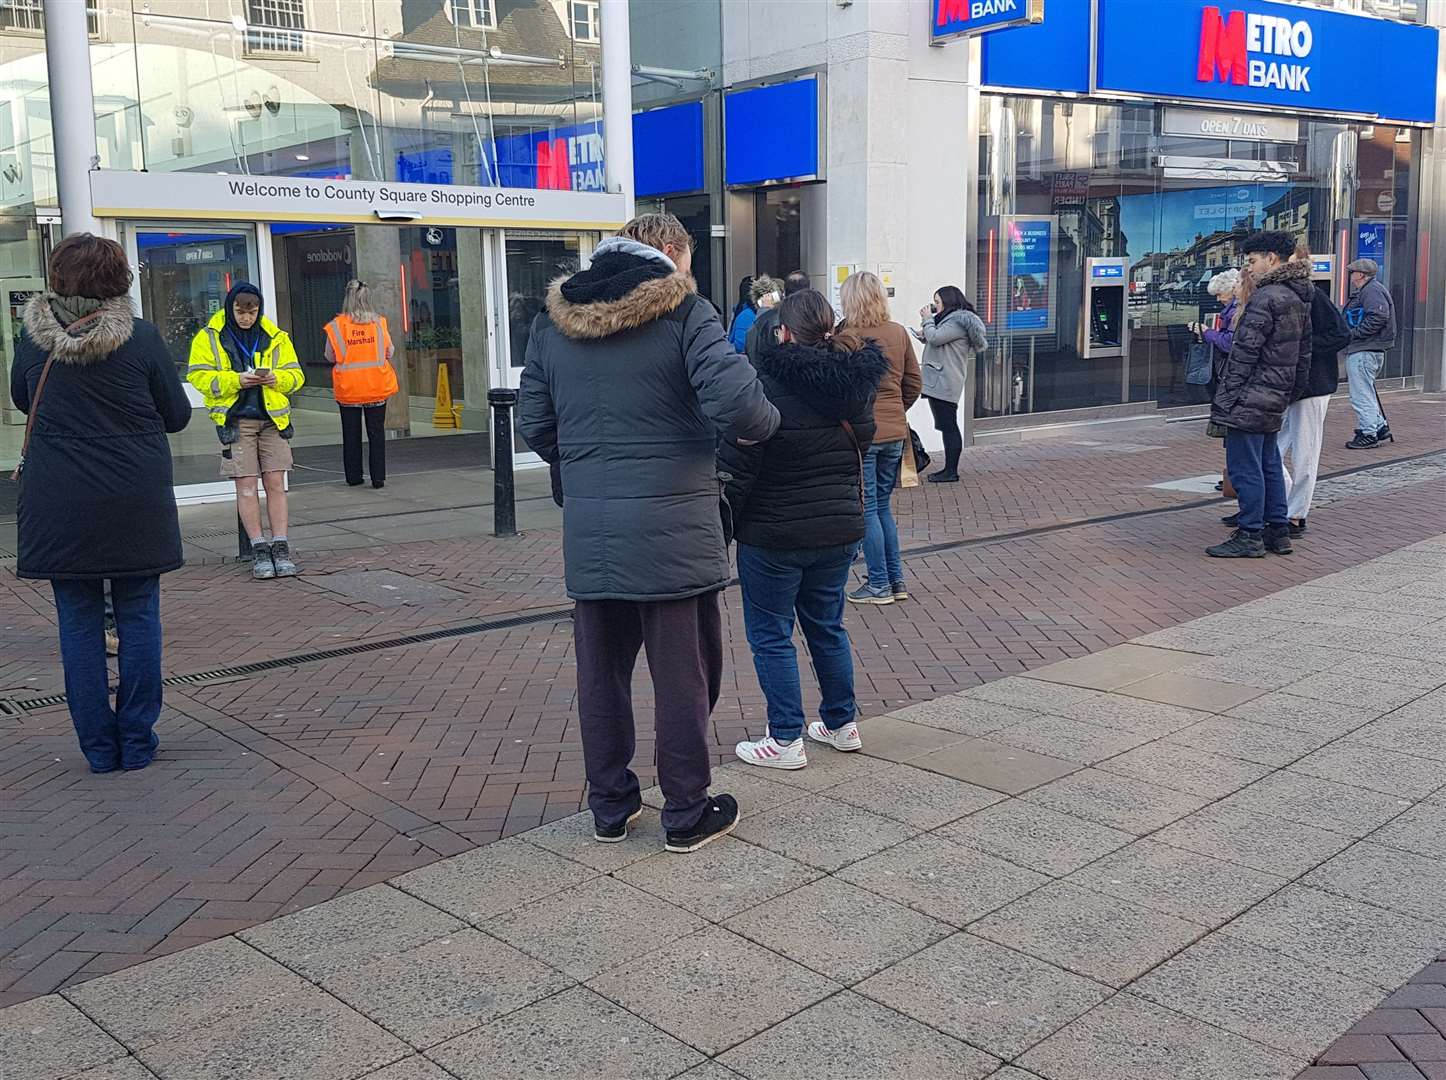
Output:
top-left (1211, 260), bottom-right (1313, 434)
top-left (719, 337), bottom-right (886, 550)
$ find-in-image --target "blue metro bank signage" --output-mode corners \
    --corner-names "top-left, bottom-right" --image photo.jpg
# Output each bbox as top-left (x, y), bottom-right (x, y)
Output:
top-left (932, 0), bottom-right (1044, 43)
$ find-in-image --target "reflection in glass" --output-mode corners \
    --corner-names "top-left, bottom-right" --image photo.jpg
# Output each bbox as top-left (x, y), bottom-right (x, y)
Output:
top-left (506, 232), bottom-right (581, 368)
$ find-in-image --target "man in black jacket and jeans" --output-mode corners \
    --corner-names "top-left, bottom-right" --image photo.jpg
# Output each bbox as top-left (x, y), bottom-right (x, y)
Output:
top-left (1208, 231), bottom-right (1313, 559)
top-left (519, 214), bottom-right (779, 854)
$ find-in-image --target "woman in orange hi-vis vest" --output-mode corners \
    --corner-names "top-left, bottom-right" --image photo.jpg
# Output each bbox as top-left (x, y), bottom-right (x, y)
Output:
top-left (324, 280), bottom-right (399, 488)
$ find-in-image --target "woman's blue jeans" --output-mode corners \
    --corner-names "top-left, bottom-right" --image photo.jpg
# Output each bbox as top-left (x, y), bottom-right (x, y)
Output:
top-left (52, 576), bottom-right (163, 772)
top-left (861, 440), bottom-right (905, 591)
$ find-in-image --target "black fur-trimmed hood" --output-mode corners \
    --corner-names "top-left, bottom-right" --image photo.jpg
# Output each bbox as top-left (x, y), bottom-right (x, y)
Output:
top-left (22, 294), bottom-right (135, 364)
top-left (756, 338), bottom-right (889, 405)
top-left (546, 236), bottom-right (696, 340)
top-left (1254, 258), bottom-right (1313, 301)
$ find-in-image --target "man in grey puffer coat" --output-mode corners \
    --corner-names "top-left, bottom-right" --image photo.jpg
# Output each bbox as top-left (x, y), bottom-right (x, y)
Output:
top-left (520, 213), bottom-right (779, 854)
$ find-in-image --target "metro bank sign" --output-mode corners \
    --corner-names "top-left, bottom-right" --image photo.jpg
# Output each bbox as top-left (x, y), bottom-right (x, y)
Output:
top-left (932, 0), bottom-right (1043, 43)
top-left (1197, 7), bottom-right (1314, 92)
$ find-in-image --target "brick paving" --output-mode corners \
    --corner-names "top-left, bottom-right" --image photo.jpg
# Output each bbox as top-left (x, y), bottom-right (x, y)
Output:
top-left (1301, 955), bottom-right (1446, 1079)
top-left (0, 392), bottom-right (1443, 1007)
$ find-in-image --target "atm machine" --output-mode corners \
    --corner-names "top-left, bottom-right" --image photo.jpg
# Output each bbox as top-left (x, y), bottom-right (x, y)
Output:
top-left (1081, 257), bottom-right (1129, 361)
top-left (1309, 253), bottom-right (1335, 302)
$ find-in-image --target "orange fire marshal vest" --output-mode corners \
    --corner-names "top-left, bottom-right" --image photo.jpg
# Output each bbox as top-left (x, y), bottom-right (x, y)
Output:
top-left (325, 315), bottom-right (399, 405)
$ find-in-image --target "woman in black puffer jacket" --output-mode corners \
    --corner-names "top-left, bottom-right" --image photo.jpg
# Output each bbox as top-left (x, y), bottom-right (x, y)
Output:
top-left (719, 290), bottom-right (887, 771)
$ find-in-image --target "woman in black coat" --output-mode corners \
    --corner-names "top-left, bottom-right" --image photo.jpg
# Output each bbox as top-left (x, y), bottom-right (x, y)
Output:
top-left (10, 233), bottom-right (191, 773)
top-left (720, 289), bottom-right (887, 771)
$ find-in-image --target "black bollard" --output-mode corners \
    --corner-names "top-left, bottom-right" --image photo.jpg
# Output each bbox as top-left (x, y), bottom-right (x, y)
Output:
top-left (489, 387), bottom-right (519, 537)
top-left (237, 511), bottom-right (252, 560)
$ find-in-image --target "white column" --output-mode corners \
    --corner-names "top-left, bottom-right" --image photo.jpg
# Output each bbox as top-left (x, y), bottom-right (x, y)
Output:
top-left (43, 0), bottom-right (100, 236)
top-left (600, 0), bottom-right (635, 221)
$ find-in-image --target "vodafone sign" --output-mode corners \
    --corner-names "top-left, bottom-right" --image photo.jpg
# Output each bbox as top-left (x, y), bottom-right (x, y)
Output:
top-left (932, 0), bottom-right (1043, 44)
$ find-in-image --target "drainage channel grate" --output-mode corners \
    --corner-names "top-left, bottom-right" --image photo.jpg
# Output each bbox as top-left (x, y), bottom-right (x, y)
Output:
top-left (0, 607), bottom-right (573, 714)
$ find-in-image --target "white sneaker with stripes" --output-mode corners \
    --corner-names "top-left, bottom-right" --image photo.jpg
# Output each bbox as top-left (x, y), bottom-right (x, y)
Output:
top-left (806, 721), bottom-right (863, 752)
top-left (735, 735), bottom-right (808, 770)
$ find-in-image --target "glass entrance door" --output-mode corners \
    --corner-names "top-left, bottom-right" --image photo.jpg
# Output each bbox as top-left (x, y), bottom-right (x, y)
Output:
top-left (133, 227), bottom-right (259, 374)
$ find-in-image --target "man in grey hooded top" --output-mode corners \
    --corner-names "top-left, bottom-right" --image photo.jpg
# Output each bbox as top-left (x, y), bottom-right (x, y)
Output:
top-left (519, 213), bottom-right (779, 854)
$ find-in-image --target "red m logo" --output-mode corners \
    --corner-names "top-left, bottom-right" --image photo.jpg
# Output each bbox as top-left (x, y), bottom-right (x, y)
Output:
top-left (1197, 6), bottom-right (1248, 85)
top-left (936, 0), bottom-right (969, 26)
top-left (535, 139), bottom-right (572, 190)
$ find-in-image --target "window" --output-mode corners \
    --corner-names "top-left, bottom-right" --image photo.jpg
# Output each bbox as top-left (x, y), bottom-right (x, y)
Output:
top-left (569, 0), bottom-right (599, 42)
top-left (0, 0), bottom-right (99, 35)
top-left (449, 0), bottom-right (496, 28)
top-left (245, 0), bottom-right (306, 54)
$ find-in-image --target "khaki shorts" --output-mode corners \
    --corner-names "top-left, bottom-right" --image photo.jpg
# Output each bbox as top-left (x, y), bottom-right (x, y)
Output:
top-left (221, 419), bottom-right (293, 478)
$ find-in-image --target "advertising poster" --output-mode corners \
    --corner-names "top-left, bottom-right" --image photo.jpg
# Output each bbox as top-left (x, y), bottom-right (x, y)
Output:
top-left (1005, 217), bottom-right (1054, 333)
top-left (1356, 222), bottom-right (1388, 283)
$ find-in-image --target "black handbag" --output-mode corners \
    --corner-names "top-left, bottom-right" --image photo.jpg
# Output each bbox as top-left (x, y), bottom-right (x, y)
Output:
top-left (1185, 341), bottom-right (1214, 386)
top-left (909, 428), bottom-right (932, 472)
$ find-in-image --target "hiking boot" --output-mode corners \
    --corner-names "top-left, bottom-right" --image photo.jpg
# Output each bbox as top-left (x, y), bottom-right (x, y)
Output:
top-left (847, 584), bottom-right (894, 606)
top-left (1345, 430), bottom-right (1379, 450)
top-left (594, 800), bottom-right (643, 843)
top-left (270, 540), bottom-right (298, 577)
top-left (1262, 524), bottom-right (1294, 556)
top-left (665, 794), bottom-right (739, 854)
top-left (1288, 520), bottom-right (1307, 539)
top-left (251, 541), bottom-right (277, 580)
top-left (1206, 529), bottom-right (1266, 558)
top-left (927, 471), bottom-right (960, 483)
top-left (1221, 512), bottom-right (1240, 527)
top-left (806, 720), bottom-right (863, 752)
top-left (890, 581), bottom-right (909, 601)
top-left (735, 735), bottom-right (807, 770)
top-left (1376, 424), bottom-right (1394, 444)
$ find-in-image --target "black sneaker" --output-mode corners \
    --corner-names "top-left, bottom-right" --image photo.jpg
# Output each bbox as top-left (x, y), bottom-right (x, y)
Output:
top-left (1376, 425), bottom-right (1394, 444)
top-left (1345, 431), bottom-right (1379, 450)
top-left (1221, 512), bottom-right (1240, 527)
top-left (1262, 524), bottom-right (1293, 556)
top-left (927, 471), bottom-right (960, 483)
top-left (890, 581), bottom-right (909, 601)
top-left (1288, 520), bottom-right (1307, 539)
top-left (251, 541), bottom-right (277, 580)
top-left (594, 801), bottom-right (643, 843)
top-left (665, 794), bottom-right (740, 854)
top-left (1206, 529), bottom-right (1266, 558)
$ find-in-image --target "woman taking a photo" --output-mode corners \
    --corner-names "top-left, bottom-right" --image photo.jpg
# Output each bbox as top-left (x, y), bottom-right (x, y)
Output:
top-left (324, 279), bottom-right (399, 489)
top-left (10, 234), bottom-right (191, 773)
top-left (721, 289), bottom-right (886, 770)
top-left (915, 285), bottom-right (987, 483)
top-left (839, 271), bottom-right (922, 606)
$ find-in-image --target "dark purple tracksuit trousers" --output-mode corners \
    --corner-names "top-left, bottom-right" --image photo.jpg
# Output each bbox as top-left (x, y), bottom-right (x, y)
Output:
top-left (573, 591), bottom-right (723, 833)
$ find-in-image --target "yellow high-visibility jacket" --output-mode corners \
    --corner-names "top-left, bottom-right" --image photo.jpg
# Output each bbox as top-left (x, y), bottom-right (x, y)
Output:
top-left (186, 311), bottom-right (305, 431)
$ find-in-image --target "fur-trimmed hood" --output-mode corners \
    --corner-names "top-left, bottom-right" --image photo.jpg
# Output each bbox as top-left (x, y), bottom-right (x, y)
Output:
top-left (756, 338), bottom-right (889, 412)
top-left (546, 236), bottom-right (696, 340)
top-left (22, 294), bottom-right (135, 365)
top-left (1253, 258), bottom-right (1313, 300)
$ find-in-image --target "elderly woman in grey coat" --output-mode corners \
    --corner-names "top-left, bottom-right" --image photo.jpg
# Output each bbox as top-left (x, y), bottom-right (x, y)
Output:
top-left (915, 285), bottom-right (987, 482)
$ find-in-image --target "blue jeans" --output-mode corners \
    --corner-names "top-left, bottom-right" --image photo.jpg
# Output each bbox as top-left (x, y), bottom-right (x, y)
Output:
top-left (1346, 351), bottom-right (1386, 433)
top-left (737, 543), bottom-right (858, 742)
top-left (52, 576), bottom-right (163, 772)
top-left (861, 440), bottom-right (905, 591)
top-left (1224, 429), bottom-right (1288, 533)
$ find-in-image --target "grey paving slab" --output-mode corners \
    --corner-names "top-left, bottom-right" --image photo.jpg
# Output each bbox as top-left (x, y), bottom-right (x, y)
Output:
top-left (615, 836), bottom-right (821, 922)
top-left (906, 737), bottom-right (1082, 795)
top-left (1303, 842), bottom-right (1446, 928)
top-left (1153, 802), bottom-right (1353, 876)
top-left (821, 762), bottom-right (1005, 830)
top-left (853, 714), bottom-right (969, 763)
top-left (935, 799), bottom-right (1135, 878)
top-left (1216, 772), bottom-right (1411, 839)
top-left (1018, 993), bottom-right (1301, 1080)
top-left (1094, 741), bottom-right (1270, 800)
top-left (673, 1065), bottom-right (747, 1080)
top-left (387, 836), bottom-right (597, 925)
top-left (310, 569), bottom-right (467, 606)
top-left (730, 794), bottom-right (917, 873)
top-left (586, 926), bottom-right (838, 1057)
top-left (1289, 743), bottom-right (1445, 799)
top-left (1115, 671), bottom-right (1265, 711)
top-left (1023, 644), bottom-right (1200, 692)
top-left (1165, 715), bottom-right (1329, 767)
top-left (984, 1070), bottom-right (1047, 1080)
top-left (987, 714), bottom-right (1151, 766)
top-left (1179, 644), bottom-right (1347, 691)
top-left (62, 937), bottom-right (307, 1050)
top-left (723, 876), bottom-right (952, 984)
top-left (483, 875), bottom-right (705, 982)
top-left (970, 881), bottom-right (1203, 988)
top-left (1220, 884), bottom-right (1445, 990)
top-left (644, 765), bottom-right (807, 814)
top-left (1226, 690), bottom-right (1380, 738)
top-left (239, 884), bottom-right (463, 980)
top-left (965, 676), bottom-right (1104, 713)
top-left (1131, 623), bottom-right (1251, 656)
top-left (135, 989), bottom-right (410, 1080)
top-left (1350, 654), bottom-right (1446, 689)
top-left (522, 808), bottom-right (666, 873)
top-left (855, 933), bottom-right (1110, 1059)
top-left (717, 990), bottom-right (999, 1080)
top-left (0, 995), bottom-right (127, 1080)
top-left (356, 1058), bottom-right (454, 1080)
top-left (1352, 708), bottom-right (1446, 763)
top-left (884, 695), bottom-right (1041, 737)
top-left (427, 986), bottom-right (704, 1080)
top-left (1052, 694), bottom-right (1209, 737)
top-left (315, 929), bottom-right (573, 1050)
top-left (1370, 801), bottom-right (1446, 861)
top-left (836, 833), bottom-right (1050, 928)
top-left (1020, 769), bottom-right (1210, 835)
top-left (1065, 839), bottom-right (1286, 927)
top-left (1131, 933), bottom-right (1385, 1059)
top-left (1279, 672), bottom-right (1428, 712)
top-left (62, 1060), bottom-right (160, 1080)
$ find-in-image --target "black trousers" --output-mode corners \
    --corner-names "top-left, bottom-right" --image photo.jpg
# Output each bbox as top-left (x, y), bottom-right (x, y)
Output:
top-left (572, 591), bottom-right (723, 833)
top-left (339, 404), bottom-right (386, 486)
top-left (926, 396), bottom-right (963, 475)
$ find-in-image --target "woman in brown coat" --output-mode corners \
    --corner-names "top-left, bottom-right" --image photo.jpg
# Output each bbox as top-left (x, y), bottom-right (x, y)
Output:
top-left (839, 272), bottom-right (923, 605)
